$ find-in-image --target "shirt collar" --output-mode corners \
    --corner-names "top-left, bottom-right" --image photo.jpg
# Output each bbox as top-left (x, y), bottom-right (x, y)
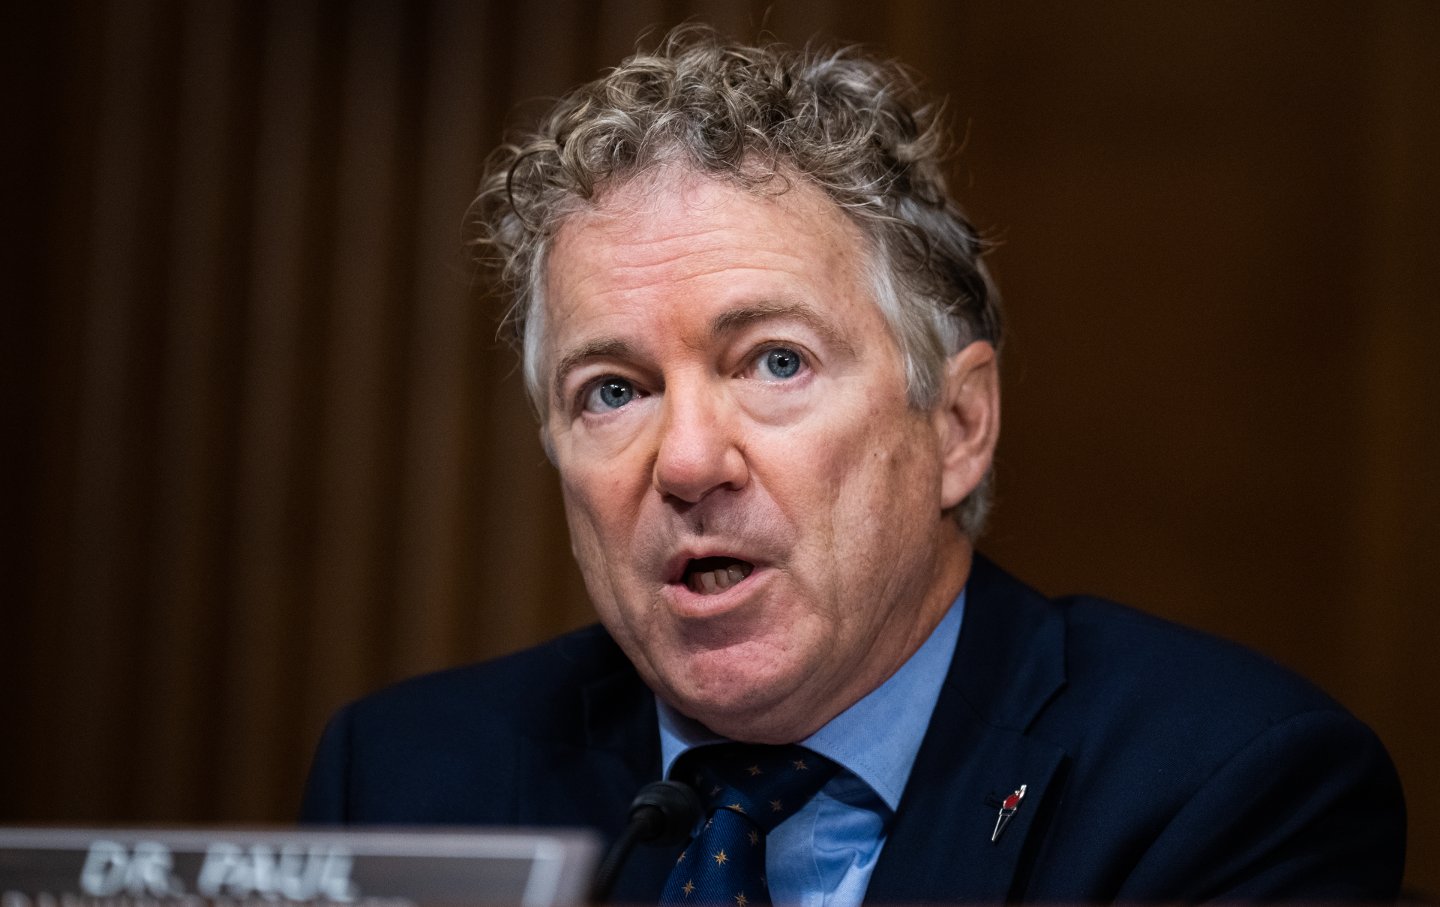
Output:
top-left (657, 590), bottom-right (965, 812)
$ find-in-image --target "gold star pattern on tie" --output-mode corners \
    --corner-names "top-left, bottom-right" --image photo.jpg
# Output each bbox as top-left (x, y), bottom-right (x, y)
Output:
top-left (660, 744), bottom-right (839, 907)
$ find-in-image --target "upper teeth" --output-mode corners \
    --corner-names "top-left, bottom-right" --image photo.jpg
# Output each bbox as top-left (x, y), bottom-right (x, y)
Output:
top-left (689, 564), bottom-right (751, 594)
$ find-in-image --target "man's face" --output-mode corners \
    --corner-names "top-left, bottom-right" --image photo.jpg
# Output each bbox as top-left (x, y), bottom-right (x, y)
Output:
top-left (541, 171), bottom-right (976, 742)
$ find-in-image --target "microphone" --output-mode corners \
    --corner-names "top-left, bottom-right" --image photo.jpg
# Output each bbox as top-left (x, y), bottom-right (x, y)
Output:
top-left (589, 780), bottom-right (702, 904)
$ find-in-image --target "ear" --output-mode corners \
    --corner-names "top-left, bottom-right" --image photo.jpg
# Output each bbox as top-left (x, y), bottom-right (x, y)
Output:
top-left (932, 341), bottom-right (1001, 511)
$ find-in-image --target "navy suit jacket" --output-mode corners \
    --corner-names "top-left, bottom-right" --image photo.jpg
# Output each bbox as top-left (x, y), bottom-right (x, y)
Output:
top-left (301, 556), bottom-right (1405, 901)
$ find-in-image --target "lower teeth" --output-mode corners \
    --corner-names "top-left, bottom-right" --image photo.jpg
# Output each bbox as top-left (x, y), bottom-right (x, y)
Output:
top-left (689, 564), bottom-right (751, 593)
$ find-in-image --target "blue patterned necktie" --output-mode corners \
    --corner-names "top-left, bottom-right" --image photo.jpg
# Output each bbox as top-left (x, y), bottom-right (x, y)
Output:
top-left (660, 743), bottom-right (839, 907)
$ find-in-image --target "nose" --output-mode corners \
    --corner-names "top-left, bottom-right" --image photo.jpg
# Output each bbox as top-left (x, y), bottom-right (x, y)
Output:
top-left (652, 384), bottom-right (748, 504)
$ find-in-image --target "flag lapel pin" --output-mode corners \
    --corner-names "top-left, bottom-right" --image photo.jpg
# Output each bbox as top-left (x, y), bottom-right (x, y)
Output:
top-left (990, 784), bottom-right (1027, 843)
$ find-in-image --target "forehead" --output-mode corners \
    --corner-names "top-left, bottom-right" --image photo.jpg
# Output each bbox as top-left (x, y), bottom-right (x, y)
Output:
top-left (540, 172), bottom-right (879, 362)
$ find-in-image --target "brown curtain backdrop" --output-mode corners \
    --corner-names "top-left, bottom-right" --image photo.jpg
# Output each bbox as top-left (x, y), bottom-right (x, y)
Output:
top-left (5, 0), bottom-right (1437, 896)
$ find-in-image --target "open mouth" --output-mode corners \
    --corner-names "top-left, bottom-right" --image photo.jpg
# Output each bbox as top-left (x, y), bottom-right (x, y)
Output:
top-left (682, 556), bottom-right (754, 595)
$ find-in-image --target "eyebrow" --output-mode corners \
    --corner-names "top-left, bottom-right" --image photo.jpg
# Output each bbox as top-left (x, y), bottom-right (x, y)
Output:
top-left (548, 299), bottom-right (857, 409)
top-left (709, 300), bottom-right (855, 356)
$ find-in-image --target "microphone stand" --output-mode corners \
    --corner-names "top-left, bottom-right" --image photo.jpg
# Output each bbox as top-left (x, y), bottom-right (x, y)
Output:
top-left (589, 780), bottom-right (702, 904)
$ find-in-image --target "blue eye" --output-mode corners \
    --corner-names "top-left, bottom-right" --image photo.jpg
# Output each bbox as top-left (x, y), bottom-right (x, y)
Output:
top-left (584, 377), bottom-right (636, 412)
top-left (759, 347), bottom-right (804, 380)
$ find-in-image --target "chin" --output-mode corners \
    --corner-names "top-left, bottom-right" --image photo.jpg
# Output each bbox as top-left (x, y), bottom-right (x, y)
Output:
top-left (663, 659), bottom-right (813, 742)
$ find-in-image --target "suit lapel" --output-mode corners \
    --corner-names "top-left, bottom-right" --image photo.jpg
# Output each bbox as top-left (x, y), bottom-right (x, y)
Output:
top-left (868, 556), bottom-right (1070, 902)
top-left (581, 667), bottom-right (686, 903)
top-left (867, 714), bottom-right (1066, 901)
top-left (513, 631), bottom-right (681, 903)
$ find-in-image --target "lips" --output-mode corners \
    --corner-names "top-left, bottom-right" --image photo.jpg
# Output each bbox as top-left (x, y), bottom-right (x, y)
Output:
top-left (682, 556), bottom-right (754, 594)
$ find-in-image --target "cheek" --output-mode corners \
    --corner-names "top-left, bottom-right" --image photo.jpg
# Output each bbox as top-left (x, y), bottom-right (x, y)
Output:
top-left (559, 448), bottom-right (645, 522)
top-left (557, 468), bottom-right (625, 576)
top-left (557, 453), bottom-right (661, 602)
top-left (560, 481), bottom-right (646, 646)
top-left (826, 416), bottom-right (938, 546)
top-left (830, 389), bottom-right (929, 476)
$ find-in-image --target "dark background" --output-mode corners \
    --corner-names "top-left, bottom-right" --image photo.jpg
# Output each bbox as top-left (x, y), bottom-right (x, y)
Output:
top-left (4, 0), bottom-right (1437, 896)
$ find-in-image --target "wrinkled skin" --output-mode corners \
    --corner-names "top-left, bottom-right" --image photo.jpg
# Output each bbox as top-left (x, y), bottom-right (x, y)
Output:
top-left (541, 170), bottom-right (999, 742)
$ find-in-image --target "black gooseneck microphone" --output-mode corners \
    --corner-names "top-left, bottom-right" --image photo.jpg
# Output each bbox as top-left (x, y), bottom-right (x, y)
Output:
top-left (589, 780), bottom-right (703, 904)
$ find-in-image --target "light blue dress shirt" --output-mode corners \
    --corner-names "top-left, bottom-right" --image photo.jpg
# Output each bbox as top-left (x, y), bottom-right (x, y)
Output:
top-left (658, 592), bottom-right (965, 907)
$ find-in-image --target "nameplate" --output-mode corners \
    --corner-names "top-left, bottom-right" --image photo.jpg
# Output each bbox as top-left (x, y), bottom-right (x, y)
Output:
top-left (0, 827), bottom-right (599, 907)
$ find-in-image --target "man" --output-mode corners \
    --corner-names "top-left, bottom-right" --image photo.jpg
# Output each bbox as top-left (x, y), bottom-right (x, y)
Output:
top-left (302, 27), bottom-right (1405, 902)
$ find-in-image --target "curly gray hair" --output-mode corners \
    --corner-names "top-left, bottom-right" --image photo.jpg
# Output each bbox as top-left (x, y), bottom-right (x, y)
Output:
top-left (469, 25), bottom-right (1002, 534)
